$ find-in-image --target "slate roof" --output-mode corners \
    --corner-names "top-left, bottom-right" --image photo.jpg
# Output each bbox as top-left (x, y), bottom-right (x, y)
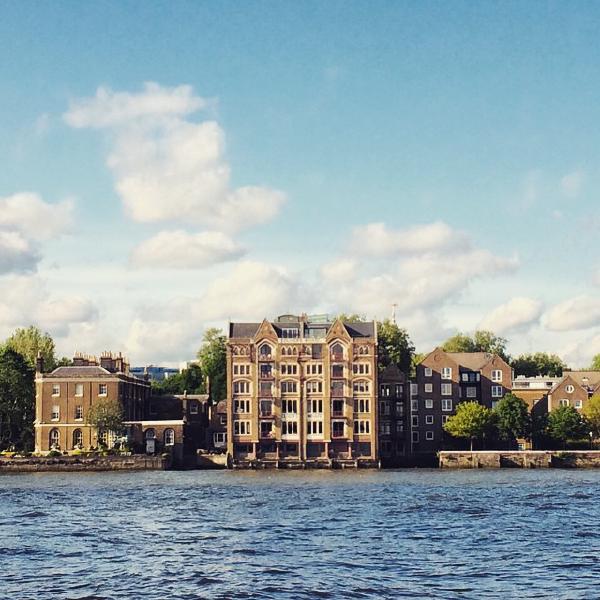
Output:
top-left (229, 323), bottom-right (261, 338)
top-left (49, 366), bottom-right (112, 377)
top-left (229, 319), bottom-right (376, 339)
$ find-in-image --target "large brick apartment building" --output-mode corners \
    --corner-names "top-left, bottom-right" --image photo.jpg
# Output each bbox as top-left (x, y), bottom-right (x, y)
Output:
top-left (227, 315), bottom-right (379, 467)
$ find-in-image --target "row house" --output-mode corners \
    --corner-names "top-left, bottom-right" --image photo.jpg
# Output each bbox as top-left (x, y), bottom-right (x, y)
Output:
top-left (378, 365), bottom-right (409, 465)
top-left (412, 349), bottom-right (513, 453)
top-left (226, 315), bottom-right (379, 468)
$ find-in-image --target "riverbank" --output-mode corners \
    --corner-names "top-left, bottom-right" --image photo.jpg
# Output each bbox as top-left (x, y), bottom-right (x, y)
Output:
top-left (0, 454), bottom-right (169, 473)
top-left (439, 450), bottom-right (600, 469)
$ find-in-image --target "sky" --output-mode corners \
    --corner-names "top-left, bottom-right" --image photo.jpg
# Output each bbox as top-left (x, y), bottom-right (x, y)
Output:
top-left (1, 1), bottom-right (600, 367)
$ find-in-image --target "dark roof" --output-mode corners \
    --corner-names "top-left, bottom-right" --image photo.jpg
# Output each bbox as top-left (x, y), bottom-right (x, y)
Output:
top-left (229, 320), bottom-right (376, 339)
top-left (49, 366), bottom-right (112, 377)
top-left (379, 365), bottom-right (406, 382)
top-left (344, 322), bottom-right (376, 338)
top-left (447, 352), bottom-right (495, 371)
top-left (229, 323), bottom-right (261, 338)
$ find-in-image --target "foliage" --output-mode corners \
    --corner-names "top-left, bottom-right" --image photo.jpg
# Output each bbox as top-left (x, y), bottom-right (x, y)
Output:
top-left (411, 352), bottom-right (426, 378)
top-left (511, 352), bottom-right (566, 377)
top-left (590, 354), bottom-right (600, 371)
top-left (55, 357), bottom-right (73, 367)
top-left (86, 397), bottom-right (124, 439)
top-left (197, 328), bottom-right (227, 402)
top-left (377, 319), bottom-right (415, 375)
top-left (151, 364), bottom-right (205, 395)
top-left (0, 348), bottom-right (35, 450)
top-left (441, 330), bottom-right (509, 362)
top-left (493, 393), bottom-right (531, 441)
top-left (546, 405), bottom-right (587, 446)
top-left (582, 394), bottom-right (600, 439)
top-left (3, 326), bottom-right (57, 371)
top-left (336, 313), bottom-right (367, 323)
top-left (443, 401), bottom-right (495, 451)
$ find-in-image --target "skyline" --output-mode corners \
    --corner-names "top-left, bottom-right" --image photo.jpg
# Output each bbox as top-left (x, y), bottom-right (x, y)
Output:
top-left (1, 2), bottom-right (600, 366)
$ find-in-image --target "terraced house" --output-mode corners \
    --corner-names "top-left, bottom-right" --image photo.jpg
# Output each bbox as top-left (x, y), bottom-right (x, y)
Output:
top-left (227, 315), bottom-right (378, 468)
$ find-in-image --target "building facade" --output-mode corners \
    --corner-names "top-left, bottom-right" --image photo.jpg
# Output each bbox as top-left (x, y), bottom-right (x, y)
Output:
top-left (413, 349), bottom-right (513, 453)
top-left (378, 365), bottom-right (409, 465)
top-left (227, 315), bottom-right (378, 468)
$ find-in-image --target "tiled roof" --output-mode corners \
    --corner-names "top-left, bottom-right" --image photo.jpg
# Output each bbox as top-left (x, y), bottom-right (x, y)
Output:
top-left (447, 352), bottom-right (495, 371)
top-left (229, 320), bottom-right (376, 339)
top-left (48, 366), bottom-right (112, 377)
top-left (564, 371), bottom-right (600, 388)
top-left (229, 323), bottom-right (261, 338)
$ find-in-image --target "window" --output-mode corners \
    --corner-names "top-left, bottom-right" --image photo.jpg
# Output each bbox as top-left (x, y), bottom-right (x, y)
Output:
top-left (233, 380), bottom-right (250, 394)
top-left (424, 383), bottom-right (433, 393)
top-left (396, 421), bottom-right (404, 433)
top-left (395, 401), bottom-right (404, 415)
top-left (491, 386), bottom-right (503, 398)
top-left (424, 367), bottom-right (432, 377)
top-left (466, 387), bottom-right (477, 398)
top-left (442, 399), bottom-right (453, 412)
top-left (380, 421), bottom-right (391, 435)
top-left (75, 405), bottom-right (83, 420)
top-left (442, 367), bottom-right (452, 380)
top-left (308, 399), bottom-right (323, 414)
top-left (306, 363), bottom-right (323, 376)
top-left (425, 415), bottom-right (434, 425)
top-left (575, 399), bottom-right (583, 409)
top-left (190, 401), bottom-right (199, 414)
top-left (491, 370), bottom-right (502, 383)
top-left (213, 432), bottom-right (226, 446)
top-left (380, 384), bottom-right (391, 397)
top-left (307, 420), bottom-right (323, 435)
top-left (395, 384), bottom-right (403, 397)
top-left (410, 383), bottom-right (418, 396)
top-left (281, 381), bottom-right (298, 394)
top-left (330, 343), bottom-right (344, 359)
top-left (353, 420), bottom-right (371, 435)
top-left (260, 364), bottom-right (273, 378)
top-left (353, 363), bottom-right (370, 375)
top-left (412, 431), bottom-right (419, 443)
top-left (332, 399), bottom-right (345, 416)
top-left (281, 328), bottom-right (299, 339)
top-left (306, 380), bottom-right (323, 394)
top-left (354, 398), bottom-right (370, 413)
top-left (233, 421), bottom-right (251, 435)
top-left (145, 428), bottom-right (156, 440)
top-left (51, 405), bottom-right (60, 421)
top-left (233, 364), bottom-right (251, 375)
top-left (233, 399), bottom-right (251, 413)
top-left (260, 399), bottom-right (273, 416)
top-left (281, 421), bottom-right (298, 436)
top-left (282, 399), bottom-right (298, 414)
top-left (441, 383), bottom-right (452, 396)
top-left (260, 421), bottom-right (273, 437)
top-left (259, 382), bottom-right (273, 396)
top-left (332, 420), bottom-right (345, 438)
top-left (49, 428), bottom-right (60, 448)
top-left (425, 399), bottom-right (433, 409)
top-left (52, 384), bottom-right (60, 397)
top-left (164, 429), bottom-right (175, 446)
top-left (332, 364), bottom-right (344, 378)
top-left (442, 415), bottom-right (450, 424)
top-left (74, 383), bottom-right (83, 397)
top-left (380, 401), bottom-right (390, 416)
top-left (73, 429), bottom-right (83, 448)
top-left (353, 380), bottom-right (370, 394)
top-left (98, 384), bottom-right (108, 396)
top-left (259, 344), bottom-right (273, 358)
top-left (559, 399), bottom-right (569, 407)
top-left (411, 399), bottom-right (418, 412)
top-left (426, 431), bottom-right (434, 441)
top-left (220, 415), bottom-right (227, 426)
top-left (565, 385), bottom-right (575, 394)
top-left (491, 400), bottom-right (499, 410)
top-left (412, 415), bottom-right (419, 427)
top-left (281, 364), bottom-right (298, 376)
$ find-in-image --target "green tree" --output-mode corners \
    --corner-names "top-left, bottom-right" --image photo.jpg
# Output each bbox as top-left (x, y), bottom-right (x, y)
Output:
top-left (86, 397), bottom-right (124, 446)
top-left (3, 326), bottom-right (57, 371)
top-left (493, 393), bottom-right (531, 443)
top-left (442, 330), bottom-right (509, 362)
top-left (151, 364), bottom-right (205, 395)
top-left (0, 348), bottom-right (35, 450)
top-left (590, 354), bottom-right (600, 371)
top-left (443, 401), bottom-right (495, 451)
top-left (197, 328), bottom-right (227, 402)
top-left (377, 319), bottom-right (415, 375)
top-left (337, 313), bottom-right (367, 323)
top-left (512, 352), bottom-right (566, 377)
top-left (582, 394), bottom-right (600, 441)
top-left (546, 405), bottom-right (587, 448)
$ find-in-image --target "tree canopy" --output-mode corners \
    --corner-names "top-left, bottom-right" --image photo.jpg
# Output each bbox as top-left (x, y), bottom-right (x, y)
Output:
top-left (377, 319), bottom-right (415, 375)
top-left (493, 393), bottom-right (530, 441)
top-left (511, 352), bottom-right (566, 377)
top-left (3, 326), bottom-right (57, 371)
top-left (151, 364), bottom-right (205, 396)
top-left (443, 401), bottom-right (495, 451)
top-left (582, 395), bottom-right (600, 440)
top-left (546, 405), bottom-right (587, 446)
top-left (590, 354), bottom-right (600, 371)
top-left (441, 330), bottom-right (509, 362)
top-left (86, 397), bottom-right (124, 444)
top-left (336, 313), bottom-right (367, 324)
top-left (197, 328), bottom-right (227, 402)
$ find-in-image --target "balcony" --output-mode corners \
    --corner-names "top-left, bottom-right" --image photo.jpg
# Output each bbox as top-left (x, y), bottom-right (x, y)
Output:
top-left (259, 370), bottom-right (274, 379)
top-left (330, 353), bottom-right (344, 362)
top-left (258, 353), bottom-right (273, 362)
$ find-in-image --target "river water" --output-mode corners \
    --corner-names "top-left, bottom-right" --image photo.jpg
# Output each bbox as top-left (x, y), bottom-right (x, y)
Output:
top-left (1, 469), bottom-right (599, 599)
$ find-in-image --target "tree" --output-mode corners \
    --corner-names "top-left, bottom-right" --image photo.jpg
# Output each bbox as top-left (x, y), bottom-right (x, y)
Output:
top-left (546, 405), bottom-right (587, 448)
top-left (590, 354), bottom-right (600, 371)
top-left (377, 319), bottom-right (415, 375)
top-left (0, 348), bottom-right (35, 450)
top-left (3, 326), bottom-right (57, 371)
top-left (582, 395), bottom-right (600, 441)
top-left (493, 393), bottom-right (531, 443)
top-left (151, 364), bottom-right (205, 395)
top-left (337, 313), bottom-right (367, 323)
top-left (197, 328), bottom-right (227, 402)
top-left (86, 397), bottom-right (124, 446)
top-left (512, 352), bottom-right (566, 377)
top-left (442, 330), bottom-right (509, 362)
top-left (443, 401), bottom-right (495, 451)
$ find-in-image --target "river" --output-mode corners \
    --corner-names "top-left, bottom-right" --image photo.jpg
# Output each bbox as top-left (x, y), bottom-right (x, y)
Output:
top-left (1, 469), bottom-right (599, 599)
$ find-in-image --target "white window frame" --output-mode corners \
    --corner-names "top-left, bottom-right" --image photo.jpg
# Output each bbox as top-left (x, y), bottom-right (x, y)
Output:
top-left (75, 405), bottom-right (83, 421)
top-left (424, 367), bottom-right (432, 377)
top-left (426, 430), bottom-right (434, 441)
top-left (98, 383), bottom-right (108, 397)
top-left (233, 420), bottom-right (251, 436)
top-left (51, 405), bottom-right (60, 421)
top-left (575, 399), bottom-right (583, 409)
top-left (425, 415), bottom-right (434, 425)
top-left (491, 386), bottom-right (503, 398)
top-left (425, 398), bottom-right (433, 409)
top-left (559, 398), bottom-right (569, 407)
top-left (424, 383), bottom-right (433, 393)
top-left (441, 383), bottom-right (452, 396)
top-left (52, 384), bottom-right (60, 397)
top-left (441, 367), bottom-right (452, 380)
top-left (442, 399), bottom-right (453, 412)
top-left (74, 383), bottom-right (84, 397)
top-left (491, 370), bottom-right (502, 383)
top-left (565, 385), bottom-right (575, 394)
top-left (466, 386), bottom-right (477, 398)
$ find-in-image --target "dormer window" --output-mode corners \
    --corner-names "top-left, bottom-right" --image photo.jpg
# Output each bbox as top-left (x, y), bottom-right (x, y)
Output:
top-left (281, 328), bottom-right (299, 339)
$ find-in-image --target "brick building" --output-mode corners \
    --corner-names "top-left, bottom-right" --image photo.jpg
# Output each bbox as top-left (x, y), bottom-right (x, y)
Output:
top-left (227, 315), bottom-right (378, 468)
top-left (378, 365), bottom-right (409, 465)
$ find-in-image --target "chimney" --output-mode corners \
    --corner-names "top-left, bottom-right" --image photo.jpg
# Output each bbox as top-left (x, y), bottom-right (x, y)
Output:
top-left (35, 352), bottom-right (44, 374)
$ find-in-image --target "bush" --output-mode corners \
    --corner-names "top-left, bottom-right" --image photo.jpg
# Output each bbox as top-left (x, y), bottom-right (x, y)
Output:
top-left (47, 450), bottom-right (62, 457)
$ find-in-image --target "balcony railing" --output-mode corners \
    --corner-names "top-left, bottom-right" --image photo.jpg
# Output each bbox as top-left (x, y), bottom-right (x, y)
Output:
top-left (258, 353), bottom-right (273, 361)
top-left (331, 387), bottom-right (345, 398)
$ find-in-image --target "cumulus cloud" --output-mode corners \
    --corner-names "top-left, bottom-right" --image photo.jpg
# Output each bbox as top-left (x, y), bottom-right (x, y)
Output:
top-left (0, 232), bottom-right (39, 274)
top-left (560, 170), bottom-right (584, 199)
top-left (543, 295), bottom-right (600, 331)
top-left (131, 230), bottom-right (244, 269)
top-left (478, 297), bottom-right (543, 334)
top-left (64, 82), bottom-right (285, 231)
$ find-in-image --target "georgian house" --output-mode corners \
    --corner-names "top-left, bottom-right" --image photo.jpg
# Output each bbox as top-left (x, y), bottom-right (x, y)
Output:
top-left (227, 315), bottom-right (378, 468)
top-left (412, 349), bottom-right (513, 454)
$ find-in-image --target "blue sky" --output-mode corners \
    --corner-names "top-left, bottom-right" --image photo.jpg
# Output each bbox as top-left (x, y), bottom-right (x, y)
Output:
top-left (1, 1), bottom-right (599, 365)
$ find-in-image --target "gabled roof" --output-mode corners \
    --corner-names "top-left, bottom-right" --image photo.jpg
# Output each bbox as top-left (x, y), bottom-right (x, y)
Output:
top-left (379, 365), bottom-right (406, 382)
top-left (49, 365), bottom-right (112, 377)
top-left (447, 352), bottom-right (495, 371)
top-left (563, 371), bottom-right (600, 388)
top-left (228, 318), bottom-right (376, 340)
top-left (229, 322), bottom-right (261, 338)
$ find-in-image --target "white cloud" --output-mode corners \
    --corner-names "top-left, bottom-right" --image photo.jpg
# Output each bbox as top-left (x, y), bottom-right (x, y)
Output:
top-left (352, 221), bottom-right (469, 257)
top-left (320, 258), bottom-right (358, 283)
top-left (64, 83), bottom-right (285, 231)
top-left (478, 297), bottom-right (543, 334)
top-left (0, 231), bottom-right (39, 274)
top-left (543, 295), bottom-right (600, 331)
top-left (131, 230), bottom-right (244, 269)
top-left (560, 170), bottom-right (584, 199)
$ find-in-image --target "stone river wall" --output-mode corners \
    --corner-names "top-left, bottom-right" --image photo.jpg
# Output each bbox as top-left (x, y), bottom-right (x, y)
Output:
top-left (439, 450), bottom-right (600, 469)
top-left (0, 454), bottom-right (169, 473)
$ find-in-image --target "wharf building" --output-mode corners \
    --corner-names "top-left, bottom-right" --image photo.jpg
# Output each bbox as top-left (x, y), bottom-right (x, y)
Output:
top-left (226, 315), bottom-right (379, 468)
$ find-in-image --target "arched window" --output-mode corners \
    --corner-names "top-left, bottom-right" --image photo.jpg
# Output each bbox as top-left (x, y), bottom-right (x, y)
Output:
top-left (164, 429), bottom-right (175, 446)
top-left (259, 343), bottom-right (273, 358)
top-left (281, 347), bottom-right (288, 356)
top-left (73, 429), bottom-right (83, 448)
top-left (144, 428), bottom-right (156, 441)
top-left (49, 428), bottom-right (60, 448)
top-left (331, 343), bottom-right (344, 360)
